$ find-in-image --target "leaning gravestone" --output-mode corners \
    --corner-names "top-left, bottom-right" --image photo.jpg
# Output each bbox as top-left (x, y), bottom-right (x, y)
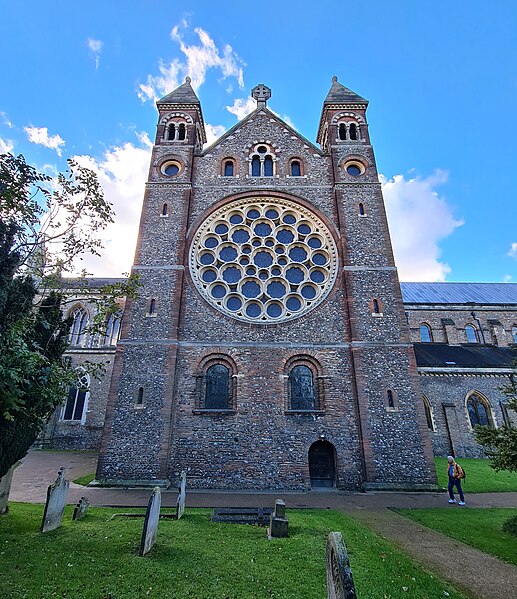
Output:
top-left (176, 471), bottom-right (186, 520)
top-left (0, 461), bottom-right (21, 515)
top-left (72, 496), bottom-right (90, 521)
top-left (268, 498), bottom-right (289, 539)
top-left (139, 486), bottom-right (161, 556)
top-left (326, 532), bottom-right (357, 599)
top-left (41, 467), bottom-right (70, 533)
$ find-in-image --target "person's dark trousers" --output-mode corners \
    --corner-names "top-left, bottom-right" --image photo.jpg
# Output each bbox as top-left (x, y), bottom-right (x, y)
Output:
top-left (448, 477), bottom-right (465, 502)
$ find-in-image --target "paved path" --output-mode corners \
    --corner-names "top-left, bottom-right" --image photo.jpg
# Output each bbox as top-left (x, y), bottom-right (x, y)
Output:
top-left (6, 450), bottom-right (517, 599)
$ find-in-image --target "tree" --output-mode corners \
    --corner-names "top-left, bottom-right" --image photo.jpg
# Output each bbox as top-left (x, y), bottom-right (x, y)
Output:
top-left (475, 360), bottom-right (517, 473)
top-left (0, 153), bottom-right (139, 480)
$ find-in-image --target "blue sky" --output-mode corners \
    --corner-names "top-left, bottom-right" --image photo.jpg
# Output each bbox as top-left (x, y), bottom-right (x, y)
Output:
top-left (1, 1), bottom-right (516, 282)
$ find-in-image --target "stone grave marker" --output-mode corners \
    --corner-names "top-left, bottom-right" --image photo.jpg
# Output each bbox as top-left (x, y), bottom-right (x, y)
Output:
top-left (211, 507), bottom-right (273, 525)
top-left (72, 496), bottom-right (90, 521)
top-left (268, 498), bottom-right (289, 539)
top-left (41, 467), bottom-right (70, 533)
top-left (176, 471), bottom-right (186, 520)
top-left (139, 486), bottom-right (161, 556)
top-left (326, 532), bottom-right (357, 599)
top-left (0, 461), bottom-right (21, 515)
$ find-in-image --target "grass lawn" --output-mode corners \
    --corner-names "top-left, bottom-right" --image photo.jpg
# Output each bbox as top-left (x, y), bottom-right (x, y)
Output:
top-left (397, 507), bottom-right (517, 567)
top-left (72, 472), bottom-right (96, 486)
top-left (434, 457), bottom-right (517, 493)
top-left (0, 503), bottom-right (466, 599)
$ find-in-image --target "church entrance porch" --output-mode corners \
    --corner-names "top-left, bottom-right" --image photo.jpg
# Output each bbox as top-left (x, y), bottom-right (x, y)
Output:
top-left (308, 441), bottom-right (336, 488)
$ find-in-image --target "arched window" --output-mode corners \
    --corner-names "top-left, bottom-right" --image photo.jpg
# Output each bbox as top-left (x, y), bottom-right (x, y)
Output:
top-left (338, 123), bottom-right (347, 140)
top-left (467, 393), bottom-right (493, 428)
top-left (349, 123), bottom-right (358, 140)
top-left (358, 203), bottom-right (365, 216)
top-left (387, 390), bottom-right (395, 409)
top-left (289, 365), bottom-right (315, 410)
top-left (103, 312), bottom-right (122, 347)
top-left (465, 324), bottom-right (479, 343)
top-left (251, 156), bottom-right (261, 176)
top-left (264, 156), bottom-right (273, 176)
top-left (224, 160), bottom-right (234, 177)
top-left (373, 299), bottom-right (380, 314)
top-left (290, 160), bottom-right (301, 177)
top-left (149, 299), bottom-right (156, 315)
top-left (512, 325), bottom-right (517, 343)
top-left (422, 396), bottom-right (434, 430)
top-left (69, 307), bottom-right (89, 347)
top-left (204, 364), bottom-right (230, 409)
top-left (62, 371), bottom-right (89, 422)
top-left (167, 123), bottom-right (176, 140)
top-left (178, 123), bottom-right (186, 140)
top-left (162, 203), bottom-right (168, 216)
top-left (136, 387), bottom-right (144, 406)
top-left (419, 324), bottom-right (433, 343)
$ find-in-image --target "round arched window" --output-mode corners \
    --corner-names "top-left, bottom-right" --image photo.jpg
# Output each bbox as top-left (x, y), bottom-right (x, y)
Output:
top-left (161, 160), bottom-right (182, 177)
top-left (189, 197), bottom-right (338, 323)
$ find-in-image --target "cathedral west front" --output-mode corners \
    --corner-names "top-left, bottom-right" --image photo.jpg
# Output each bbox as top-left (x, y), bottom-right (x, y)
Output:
top-left (45, 78), bottom-right (516, 491)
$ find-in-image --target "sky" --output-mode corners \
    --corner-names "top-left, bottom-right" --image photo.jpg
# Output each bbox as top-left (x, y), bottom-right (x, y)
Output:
top-left (1, 1), bottom-right (516, 283)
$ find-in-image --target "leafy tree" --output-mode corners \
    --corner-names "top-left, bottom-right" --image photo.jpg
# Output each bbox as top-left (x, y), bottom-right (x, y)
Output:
top-left (0, 153), bottom-right (139, 479)
top-left (475, 360), bottom-right (517, 473)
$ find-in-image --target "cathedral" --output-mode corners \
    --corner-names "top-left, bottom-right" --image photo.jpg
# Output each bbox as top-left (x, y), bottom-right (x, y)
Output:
top-left (44, 78), bottom-right (517, 491)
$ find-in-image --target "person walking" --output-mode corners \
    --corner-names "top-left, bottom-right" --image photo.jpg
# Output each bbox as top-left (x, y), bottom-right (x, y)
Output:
top-left (447, 455), bottom-right (465, 505)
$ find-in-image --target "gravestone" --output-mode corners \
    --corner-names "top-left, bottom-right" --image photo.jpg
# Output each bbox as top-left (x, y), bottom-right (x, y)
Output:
top-left (0, 461), bottom-right (21, 515)
top-left (41, 467), bottom-right (70, 533)
top-left (72, 496), bottom-right (90, 521)
top-left (139, 486), bottom-right (161, 556)
top-left (176, 471), bottom-right (186, 520)
top-left (211, 507), bottom-right (273, 525)
top-left (268, 499), bottom-right (289, 539)
top-left (326, 532), bottom-right (357, 599)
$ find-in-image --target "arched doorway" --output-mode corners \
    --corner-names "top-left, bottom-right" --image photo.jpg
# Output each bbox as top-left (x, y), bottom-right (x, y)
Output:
top-left (308, 441), bottom-right (336, 488)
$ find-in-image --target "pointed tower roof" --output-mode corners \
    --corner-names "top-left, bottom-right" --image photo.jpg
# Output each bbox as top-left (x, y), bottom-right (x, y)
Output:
top-left (323, 76), bottom-right (368, 105)
top-left (157, 76), bottom-right (200, 105)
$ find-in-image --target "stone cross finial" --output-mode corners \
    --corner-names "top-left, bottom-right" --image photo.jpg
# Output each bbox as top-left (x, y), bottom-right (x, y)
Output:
top-left (252, 84), bottom-right (271, 108)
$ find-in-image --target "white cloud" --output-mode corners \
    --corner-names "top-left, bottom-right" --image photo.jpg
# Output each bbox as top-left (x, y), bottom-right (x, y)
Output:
top-left (24, 126), bottom-right (65, 156)
top-left (71, 133), bottom-right (153, 276)
top-left (1, 112), bottom-right (13, 128)
top-left (0, 136), bottom-right (14, 153)
top-left (205, 124), bottom-right (226, 146)
top-left (503, 274), bottom-right (513, 282)
top-left (508, 242), bottom-right (517, 259)
top-left (138, 23), bottom-right (245, 102)
top-left (381, 170), bottom-right (464, 281)
top-left (87, 37), bottom-right (104, 70)
top-left (226, 96), bottom-right (256, 120)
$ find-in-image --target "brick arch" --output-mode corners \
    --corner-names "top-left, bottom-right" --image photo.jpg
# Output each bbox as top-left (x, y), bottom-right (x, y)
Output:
top-left (159, 112), bottom-right (194, 125)
top-left (194, 352), bottom-right (238, 411)
top-left (185, 190), bottom-right (341, 248)
top-left (331, 111), bottom-right (366, 125)
top-left (284, 354), bottom-right (324, 411)
top-left (465, 390), bottom-right (494, 431)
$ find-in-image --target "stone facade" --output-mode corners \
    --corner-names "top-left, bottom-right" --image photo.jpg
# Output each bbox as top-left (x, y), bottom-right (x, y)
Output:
top-left (44, 80), bottom-right (517, 491)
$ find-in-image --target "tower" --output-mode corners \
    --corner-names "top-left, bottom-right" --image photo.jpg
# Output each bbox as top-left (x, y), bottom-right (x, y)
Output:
top-left (97, 77), bottom-right (436, 490)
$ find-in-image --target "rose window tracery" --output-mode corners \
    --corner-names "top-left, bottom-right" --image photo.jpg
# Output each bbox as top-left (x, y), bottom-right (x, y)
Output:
top-left (189, 197), bottom-right (338, 323)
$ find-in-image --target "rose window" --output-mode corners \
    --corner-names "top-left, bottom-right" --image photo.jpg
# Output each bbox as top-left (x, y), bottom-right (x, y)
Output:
top-left (189, 197), bottom-right (338, 323)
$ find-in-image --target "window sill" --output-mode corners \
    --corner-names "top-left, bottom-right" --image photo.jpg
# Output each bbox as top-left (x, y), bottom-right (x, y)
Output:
top-left (371, 312), bottom-right (384, 318)
top-left (285, 410), bottom-right (325, 415)
top-left (192, 409), bottom-right (236, 415)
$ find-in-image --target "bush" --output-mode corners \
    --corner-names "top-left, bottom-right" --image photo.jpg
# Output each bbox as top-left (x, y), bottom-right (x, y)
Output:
top-left (502, 514), bottom-right (517, 538)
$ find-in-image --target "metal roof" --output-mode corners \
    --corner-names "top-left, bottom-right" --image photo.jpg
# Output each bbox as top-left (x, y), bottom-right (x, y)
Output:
top-left (401, 282), bottom-right (517, 305)
top-left (414, 343), bottom-right (516, 369)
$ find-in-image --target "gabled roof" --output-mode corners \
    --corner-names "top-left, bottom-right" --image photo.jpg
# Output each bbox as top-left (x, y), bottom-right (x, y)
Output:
top-left (157, 77), bottom-right (200, 105)
top-left (323, 76), bottom-right (368, 105)
top-left (414, 343), bottom-right (516, 369)
top-left (202, 106), bottom-right (323, 155)
top-left (401, 282), bottom-right (517, 305)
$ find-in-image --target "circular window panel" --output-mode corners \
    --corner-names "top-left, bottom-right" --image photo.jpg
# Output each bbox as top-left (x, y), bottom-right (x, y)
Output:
top-left (189, 197), bottom-right (338, 323)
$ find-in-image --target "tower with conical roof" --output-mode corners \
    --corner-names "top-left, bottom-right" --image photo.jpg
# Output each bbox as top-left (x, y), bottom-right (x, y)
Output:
top-left (96, 77), bottom-right (436, 490)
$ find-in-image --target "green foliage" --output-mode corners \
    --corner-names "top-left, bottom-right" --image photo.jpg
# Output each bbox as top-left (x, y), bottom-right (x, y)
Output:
top-left (502, 514), bottom-right (517, 538)
top-left (475, 362), bottom-right (517, 474)
top-left (434, 457), bottom-right (517, 492)
top-left (0, 153), bottom-right (140, 479)
top-left (397, 508), bottom-right (517, 566)
top-left (0, 504), bottom-right (465, 599)
top-left (72, 472), bottom-right (96, 486)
